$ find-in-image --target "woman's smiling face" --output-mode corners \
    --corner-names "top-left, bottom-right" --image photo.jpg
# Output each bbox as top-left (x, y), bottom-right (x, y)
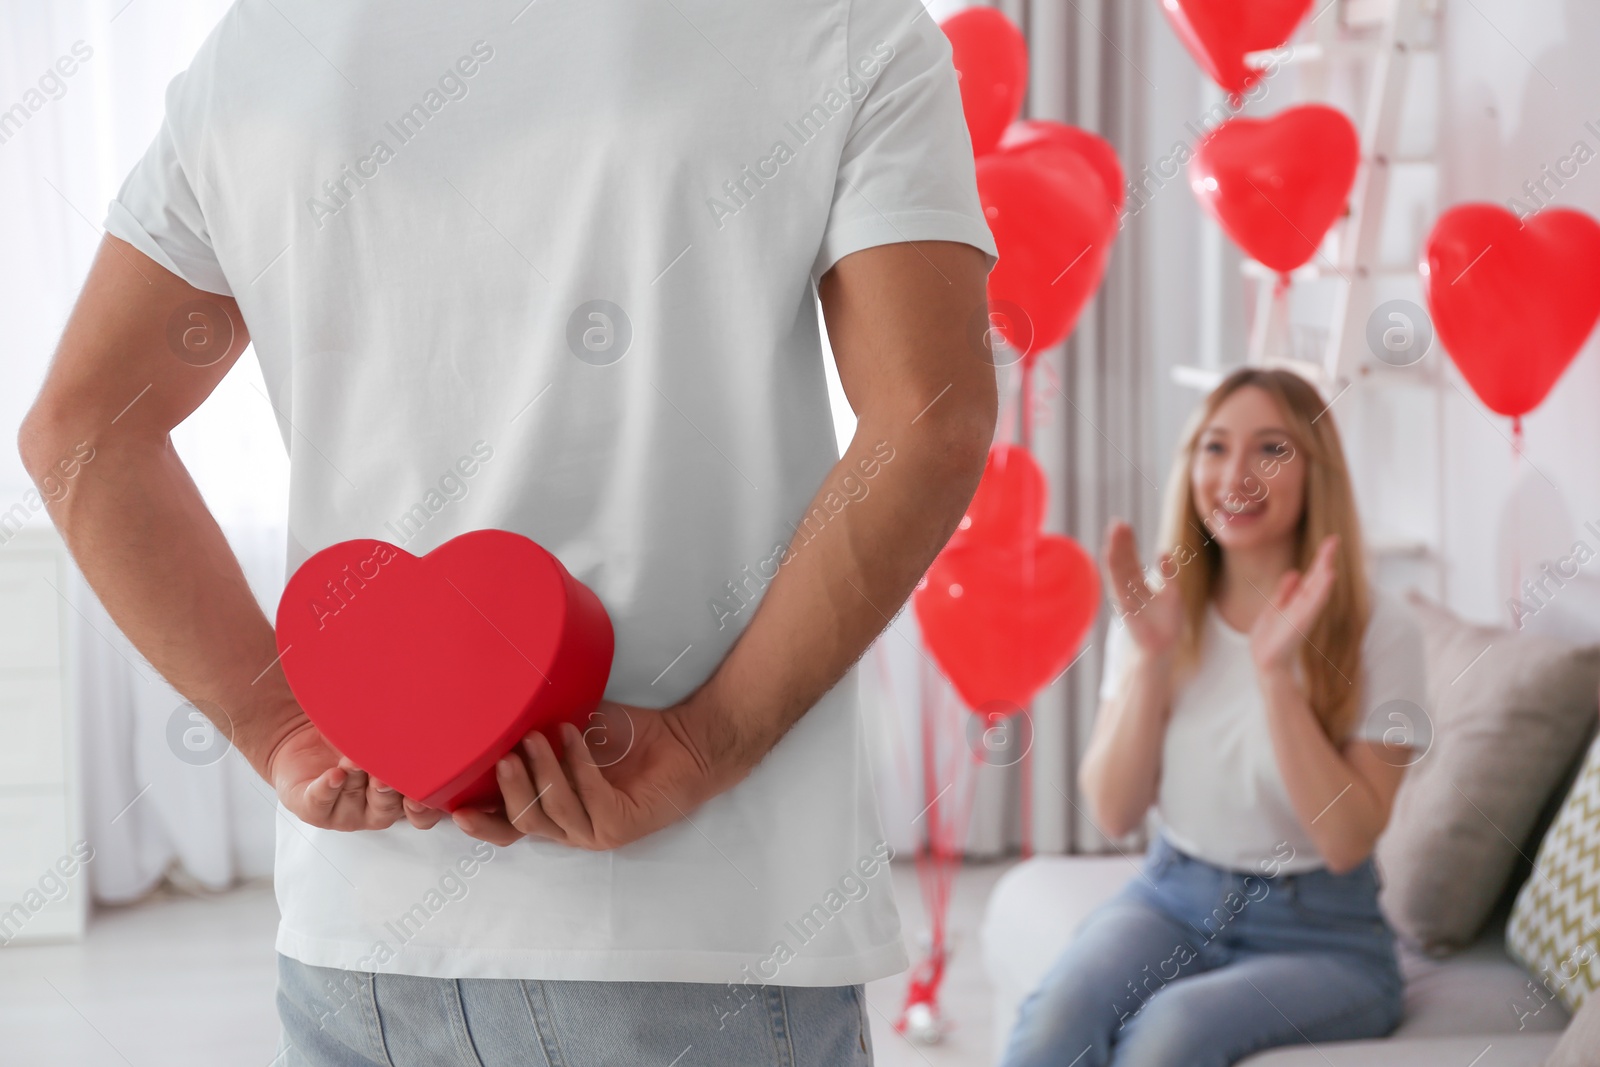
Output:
top-left (1190, 384), bottom-right (1305, 553)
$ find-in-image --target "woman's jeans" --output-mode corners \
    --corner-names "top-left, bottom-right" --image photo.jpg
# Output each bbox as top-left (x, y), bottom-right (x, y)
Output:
top-left (273, 954), bottom-right (873, 1066)
top-left (1000, 833), bottom-right (1404, 1067)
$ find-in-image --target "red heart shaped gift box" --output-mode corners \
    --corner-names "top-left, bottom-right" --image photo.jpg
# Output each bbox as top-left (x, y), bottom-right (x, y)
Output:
top-left (274, 529), bottom-right (613, 812)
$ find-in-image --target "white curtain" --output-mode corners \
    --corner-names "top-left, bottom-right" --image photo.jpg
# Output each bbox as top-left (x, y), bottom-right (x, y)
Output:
top-left (2, 0), bottom-right (289, 903)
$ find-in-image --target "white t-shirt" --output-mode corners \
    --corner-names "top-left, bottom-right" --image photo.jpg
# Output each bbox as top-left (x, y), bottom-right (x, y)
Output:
top-left (1099, 586), bottom-right (1430, 875)
top-left (105, 0), bottom-right (997, 984)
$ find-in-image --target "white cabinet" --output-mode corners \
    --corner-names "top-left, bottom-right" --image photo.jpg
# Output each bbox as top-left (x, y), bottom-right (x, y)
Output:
top-left (0, 525), bottom-right (86, 944)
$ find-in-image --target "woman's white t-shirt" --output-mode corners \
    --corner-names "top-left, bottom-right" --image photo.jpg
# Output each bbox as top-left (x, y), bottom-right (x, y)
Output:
top-left (103, 0), bottom-right (997, 984)
top-left (1099, 586), bottom-right (1430, 875)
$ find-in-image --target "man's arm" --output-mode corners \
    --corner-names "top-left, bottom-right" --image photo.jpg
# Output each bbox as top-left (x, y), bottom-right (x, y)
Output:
top-left (690, 239), bottom-right (998, 772)
top-left (18, 236), bottom-right (406, 829)
top-left (467, 239), bottom-right (997, 847)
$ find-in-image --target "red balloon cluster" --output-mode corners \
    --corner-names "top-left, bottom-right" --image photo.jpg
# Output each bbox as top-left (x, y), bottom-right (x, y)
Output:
top-left (914, 446), bottom-right (1100, 715)
top-left (926, 9), bottom-right (1110, 717)
top-left (1159, 0), bottom-right (1353, 277)
top-left (1423, 204), bottom-right (1600, 420)
top-left (942, 8), bottom-right (1123, 363)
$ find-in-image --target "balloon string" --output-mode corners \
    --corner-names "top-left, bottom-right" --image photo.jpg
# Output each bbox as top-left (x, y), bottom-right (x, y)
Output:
top-left (1020, 725), bottom-right (1033, 858)
top-left (899, 673), bottom-right (978, 1030)
top-left (911, 660), bottom-right (942, 1012)
top-left (1020, 360), bottom-right (1035, 451)
top-left (1019, 359), bottom-right (1036, 857)
top-left (1511, 416), bottom-right (1523, 625)
top-left (934, 687), bottom-right (977, 1011)
top-left (1272, 274), bottom-right (1291, 362)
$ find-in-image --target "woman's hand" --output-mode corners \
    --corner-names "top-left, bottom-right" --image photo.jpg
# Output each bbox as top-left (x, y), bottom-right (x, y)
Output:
top-left (1250, 534), bottom-right (1339, 677)
top-left (448, 701), bottom-right (719, 849)
top-left (1103, 521), bottom-right (1183, 662)
top-left (267, 715), bottom-right (412, 831)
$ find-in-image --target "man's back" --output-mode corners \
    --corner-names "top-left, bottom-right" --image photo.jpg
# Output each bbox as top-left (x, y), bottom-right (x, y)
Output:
top-left (121, 0), bottom-right (981, 682)
top-left (98, 0), bottom-right (995, 990)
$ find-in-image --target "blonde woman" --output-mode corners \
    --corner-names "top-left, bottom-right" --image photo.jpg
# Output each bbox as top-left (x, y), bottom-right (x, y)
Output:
top-left (1000, 368), bottom-right (1429, 1067)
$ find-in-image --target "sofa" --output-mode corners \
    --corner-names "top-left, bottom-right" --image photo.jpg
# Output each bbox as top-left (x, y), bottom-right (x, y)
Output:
top-left (982, 590), bottom-right (1600, 1066)
top-left (982, 856), bottom-right (1566, 1065)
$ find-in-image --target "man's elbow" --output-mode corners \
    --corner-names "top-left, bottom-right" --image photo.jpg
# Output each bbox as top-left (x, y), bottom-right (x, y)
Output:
top-left (17, 404), bottom-right (65, 483)
top-left (18, 399), bottom-right (98, 489)
top-left (918, 381), bottom-right (997, 476)
top-left (944, 413), bottom-right (997, 476)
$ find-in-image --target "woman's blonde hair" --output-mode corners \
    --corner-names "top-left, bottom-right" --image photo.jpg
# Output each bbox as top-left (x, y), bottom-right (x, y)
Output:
top-left (1158, 368), bottom-right (1369, 742)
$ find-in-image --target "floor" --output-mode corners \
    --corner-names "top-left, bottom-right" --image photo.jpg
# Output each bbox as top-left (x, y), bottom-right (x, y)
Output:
top-left (0, 859), bottom-right (1020, 1067)
top-left (866, 860), bottom-right (1018, 1067)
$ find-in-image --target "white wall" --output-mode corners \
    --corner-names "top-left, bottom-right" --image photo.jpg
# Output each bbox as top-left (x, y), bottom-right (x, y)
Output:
top-left (1434, 0), bottom-right (1600, 629)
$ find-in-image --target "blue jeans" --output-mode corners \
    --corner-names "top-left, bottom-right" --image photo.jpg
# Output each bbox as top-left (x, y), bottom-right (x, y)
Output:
top-left (1000, 833), bottom-right (1404, 1067)
top-left (273, 954), bottom-right (873, 1066)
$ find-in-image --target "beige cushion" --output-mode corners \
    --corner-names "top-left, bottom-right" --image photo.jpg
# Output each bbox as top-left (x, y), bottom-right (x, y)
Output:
top-left (1506, 731), bottom-right (1600, 1015)
top-left (1376, 592), bottom-right (1600, 955)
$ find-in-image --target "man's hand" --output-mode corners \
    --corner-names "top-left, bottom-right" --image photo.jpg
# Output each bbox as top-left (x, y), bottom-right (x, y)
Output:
top-left (266, 714), bottom-right (413, 831)
top-left (448, 701), bottom-right (719, 848)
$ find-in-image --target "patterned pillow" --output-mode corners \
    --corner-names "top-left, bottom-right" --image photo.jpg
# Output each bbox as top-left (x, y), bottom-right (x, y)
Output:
top-left (1507, 728), bottom-right (1600, 1014)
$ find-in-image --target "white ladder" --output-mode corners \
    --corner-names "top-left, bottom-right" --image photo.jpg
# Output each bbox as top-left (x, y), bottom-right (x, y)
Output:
top-left (1172, 0), bottom-right (1441, 392)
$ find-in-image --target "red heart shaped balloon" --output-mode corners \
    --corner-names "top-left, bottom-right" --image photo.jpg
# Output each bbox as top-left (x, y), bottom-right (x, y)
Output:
top-left (1161, 0), bottom-right (1311, 98)
top-left (914, 447), bottom-right (1100, 713)
top-left (915, 538), bottom-right (1099, 714)
top-left (1423, 204), bottom-right (1600, 419)
top-left (1189, 104), bottom-right (1358, 274)
top-left (997, 120), bottom-right (1126, 215)
top-left (978, 148), bottom-right (1118, 359)
top-left (941, 7), bottom-right (1029, 158)
top-left (274, 529), bottom-right (613, 812)
top-left (946, 444), bottom-right (1046, 553)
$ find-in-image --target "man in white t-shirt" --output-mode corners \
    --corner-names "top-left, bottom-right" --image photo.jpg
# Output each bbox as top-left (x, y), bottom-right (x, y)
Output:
top-left (19, 0), bottom-right (1000, 1062)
